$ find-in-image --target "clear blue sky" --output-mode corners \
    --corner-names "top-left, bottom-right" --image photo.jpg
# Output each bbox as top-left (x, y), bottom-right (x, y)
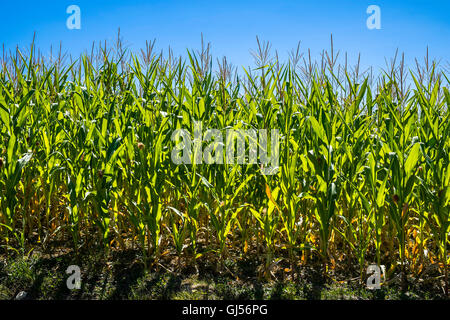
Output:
top-left (1, 0), bottom-right (449, 72)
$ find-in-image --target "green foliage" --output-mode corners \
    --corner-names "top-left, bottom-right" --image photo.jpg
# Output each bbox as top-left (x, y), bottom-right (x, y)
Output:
top-left (0, 40), bottom-right (449, 294)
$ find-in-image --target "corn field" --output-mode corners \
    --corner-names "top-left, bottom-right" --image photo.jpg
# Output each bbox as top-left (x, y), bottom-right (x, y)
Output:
top-left (0, 38), bottom-right (449, 294)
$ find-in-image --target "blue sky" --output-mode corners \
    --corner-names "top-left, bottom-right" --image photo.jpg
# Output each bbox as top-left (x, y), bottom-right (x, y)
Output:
top-left (1, 1), bottom-right (449, 72)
